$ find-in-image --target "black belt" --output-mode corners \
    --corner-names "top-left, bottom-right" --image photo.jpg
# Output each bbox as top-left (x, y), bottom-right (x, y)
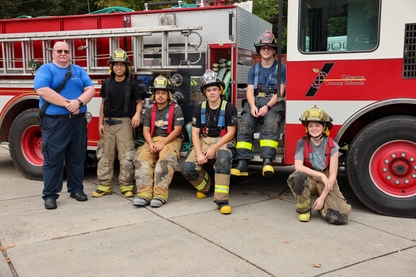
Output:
top-left (105, 119), bottom-right (123, 126)
top-left (43, 112), bottom-right (85, 119)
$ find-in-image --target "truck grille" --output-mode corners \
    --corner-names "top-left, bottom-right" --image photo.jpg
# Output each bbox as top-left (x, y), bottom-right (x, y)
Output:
top-left (403, 23), bottom-right (416, 78)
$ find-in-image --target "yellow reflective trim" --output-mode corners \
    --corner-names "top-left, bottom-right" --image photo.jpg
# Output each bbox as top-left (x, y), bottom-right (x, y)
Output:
top-left (153, 195), bottom-right (168, 200)
top-left (215, 184), bottom-right (229, 194)
top-left (195, 172), bottom-right (209, 191)
top-left (296, 199), bottom-right (310, 209)
top-left (137, 192), bottom-right (153, 199)
top-left (201, 101), bottom-right (206, 109)
top-left (236, 141), bottom-right (253, 150)
top-left (260, 139), bottom-right (278, 148)
top-left (97, 184), bottom-right (112, 192)
top-left (120, 185), bottom-right (134, 193)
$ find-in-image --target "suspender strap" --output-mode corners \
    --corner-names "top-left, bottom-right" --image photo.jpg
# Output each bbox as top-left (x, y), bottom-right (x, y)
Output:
top-left (217, 100), bottom-right (227, 128)
top-left (39, 64), bottom-right (72, 118)
top-left (123, 77), bottom-right (131, 114)
top-left (104, 78), bottom-right (111, 114)
top-left (150, 102), bottom-right (176, 137)
top-left (167, 102), bottom-right (175, 135)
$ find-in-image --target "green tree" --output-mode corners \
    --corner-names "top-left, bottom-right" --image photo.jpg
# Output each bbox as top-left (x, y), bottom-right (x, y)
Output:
top-left (252, 0), bottom-right (287, 53)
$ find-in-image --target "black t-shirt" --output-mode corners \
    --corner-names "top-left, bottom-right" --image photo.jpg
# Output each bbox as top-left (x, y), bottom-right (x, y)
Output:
top-left (100, 78), bottom-right (142, 117)
top-left (192, 101), bottom-right (238, 137)
top-left (142, 102), bottom-right (184, 137)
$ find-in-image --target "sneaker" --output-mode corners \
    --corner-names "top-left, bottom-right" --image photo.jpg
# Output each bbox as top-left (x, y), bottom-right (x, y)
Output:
top-left (298, 211), bottom-right (311, 222)
top-left (216, 202), bottom-right (232, 215)
top-left (150, 198), bottom-right (164, 208)
top-left (92, 189), bottom-right (112, 198)
top-left (123, 191), bottom-right (134, 198)
top-left (196, 191), bottom-right (208, 199)
top-left (133, 197), bottom-right (149, 207)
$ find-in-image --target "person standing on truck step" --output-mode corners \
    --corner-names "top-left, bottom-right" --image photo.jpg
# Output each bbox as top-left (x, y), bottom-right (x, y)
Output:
top-left (287, 105), bottom-right (351, 224)
top-left (231, 30), bottom-right (286, 178)
top-left (34, 41), bottom-right (95, 210)
top-left (92, 48), bottom-right (143, 198)
top-left (181, 70), bottom-right (238, 215)
top-left (132, 75), bottom-right (184, 208)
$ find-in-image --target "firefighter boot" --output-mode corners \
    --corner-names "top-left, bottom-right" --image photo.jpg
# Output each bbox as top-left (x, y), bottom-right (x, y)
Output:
top-left (216, 201), bottom-right (232, 215)
top-left (230, 159), bottom-right (249, 176)
top-left (298, 211), bottom-right (311, 222)
top-left (92, 184), bottom-right (113, 197)
top-left (196, 191), bottom-right (208, 199)
top-left (262, 158), bottom-right (274, 177)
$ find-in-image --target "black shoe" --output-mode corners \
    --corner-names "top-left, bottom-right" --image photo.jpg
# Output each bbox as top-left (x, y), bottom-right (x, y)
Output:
top-left (44, 198), bottom-right (57, 210)
top-left (231, 159), bottom-right (249, 176)
top-left (262, 158), bottom-right (274, 177)
top-left (70, 191), bottom-right (88, 201)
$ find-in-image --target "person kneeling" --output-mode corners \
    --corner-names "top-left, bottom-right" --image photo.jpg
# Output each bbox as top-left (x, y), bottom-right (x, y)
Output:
top-left (287, 105), bottom-right (351, 224)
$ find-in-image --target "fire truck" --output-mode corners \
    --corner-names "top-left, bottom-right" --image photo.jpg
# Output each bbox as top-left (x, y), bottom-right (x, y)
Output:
top-left (0, 0), bottom-right (415, 217)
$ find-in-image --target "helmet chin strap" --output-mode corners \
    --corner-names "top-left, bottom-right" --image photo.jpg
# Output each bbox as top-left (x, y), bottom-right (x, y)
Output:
top-left (311, 133), bottom-right (323, 141)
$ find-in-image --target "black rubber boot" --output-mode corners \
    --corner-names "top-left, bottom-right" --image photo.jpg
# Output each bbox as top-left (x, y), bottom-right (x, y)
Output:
top-left (230, 159), bottom-right (249, 176)
top-left (262, 158), bottom-right (274, 177)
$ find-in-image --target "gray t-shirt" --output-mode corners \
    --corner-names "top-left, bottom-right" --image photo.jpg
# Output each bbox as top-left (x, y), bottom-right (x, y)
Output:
top-left (294, 136), bottom-right (340, 171)
top-left (143, 102), bottom-right (184, 137)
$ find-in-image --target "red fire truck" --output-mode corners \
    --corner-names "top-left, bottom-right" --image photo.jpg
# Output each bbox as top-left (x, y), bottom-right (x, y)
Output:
top-left (0, 0), bottom-right (415, 217)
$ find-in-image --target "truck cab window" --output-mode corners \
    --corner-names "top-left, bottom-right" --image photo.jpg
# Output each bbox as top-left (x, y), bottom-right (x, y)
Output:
top-left (299, 0), bottom-right (380, 53)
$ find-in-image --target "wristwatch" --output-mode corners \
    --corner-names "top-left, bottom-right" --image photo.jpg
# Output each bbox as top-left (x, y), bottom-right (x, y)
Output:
top-left (77, 99), bottom-right (84, 107)
top-left (266, 104), bottom-right (271, 111)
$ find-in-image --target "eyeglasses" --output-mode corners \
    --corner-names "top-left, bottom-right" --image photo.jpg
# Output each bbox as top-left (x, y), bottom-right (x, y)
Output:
top-left (113, 63), bottom-right (126, 68)
top-left (260, 47), bottom-right (274, 52)
top-left (54, 49), bottom-right (70, 54)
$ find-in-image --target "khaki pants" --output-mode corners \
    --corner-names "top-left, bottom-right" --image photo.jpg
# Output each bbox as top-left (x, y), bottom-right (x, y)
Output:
top-left (134, 136), bottom-right (181, 202)
top-left (184, 136), bottom-right (233, 202)
top-left (96, 118), bottom-right (135, 193)
top-left (287, 170), bottom-right (351, 220)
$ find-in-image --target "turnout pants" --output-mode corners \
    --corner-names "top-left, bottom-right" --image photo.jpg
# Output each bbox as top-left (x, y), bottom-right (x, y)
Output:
top-left (182, 136), bottom-right (234, 203)
top-left (96, 117), bottom-right (135, 193)
top-left (287, 170), bottom-right (351, 224)
top-left (134, 136), bottom-right (181, 202)
top-left (236, 96), bottom-right (284, 159)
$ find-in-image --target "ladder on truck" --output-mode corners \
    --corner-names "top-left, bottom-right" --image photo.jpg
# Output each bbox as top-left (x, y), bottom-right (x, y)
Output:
top-left (0, 25), bottom-right (203, 78)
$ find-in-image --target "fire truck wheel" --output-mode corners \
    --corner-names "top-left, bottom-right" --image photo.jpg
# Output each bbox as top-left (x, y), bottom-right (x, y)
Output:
top-left (346, 115), bottom-right (416, 218)
top-left (9, 108), bottom-right (43, 181)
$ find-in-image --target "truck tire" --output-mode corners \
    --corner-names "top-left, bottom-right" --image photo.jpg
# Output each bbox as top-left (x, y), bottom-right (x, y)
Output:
top-left (346, 115), bottom-right (416, 217)
top-left (9, 108), bottom-right (43, 180)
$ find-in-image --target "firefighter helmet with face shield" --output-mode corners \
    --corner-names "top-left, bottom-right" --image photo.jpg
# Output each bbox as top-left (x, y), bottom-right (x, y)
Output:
top-left (199, 69), bottom-right (225, 95)
top-left (150, 75), bottom-right (175, 102)
top-left (108, 48), bottom-right (131, 77)
top-left (254, 30), bottom-right (278, 55)
top-left (299, 105), bottom-right (333, 136)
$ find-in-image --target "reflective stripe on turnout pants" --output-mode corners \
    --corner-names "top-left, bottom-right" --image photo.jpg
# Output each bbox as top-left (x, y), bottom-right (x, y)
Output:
top-left (235, 97), bottom-right (284, 159)
top-left (287, 169), bottom-right (352, 218)
top-left (184, 136), bottom-right (233, 202)
top-left (96, 117), bottom-right (135, 192)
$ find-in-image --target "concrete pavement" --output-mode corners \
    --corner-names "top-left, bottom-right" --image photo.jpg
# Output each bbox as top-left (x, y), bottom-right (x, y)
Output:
top-left (0, 143), bottom-right (415, 277)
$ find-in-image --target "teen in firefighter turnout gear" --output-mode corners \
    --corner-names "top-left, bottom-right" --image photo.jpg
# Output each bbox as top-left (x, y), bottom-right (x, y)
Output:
top-left (231, 30), bottom-right (287, 178)
top-left (93, 48), bottom-right (143, 198)
top-left (287, 105), bottom-right (351, 224)
top-left (181, 70), bottom-right (238, 215)
top-left (133, 75), bottom-right (184, 208)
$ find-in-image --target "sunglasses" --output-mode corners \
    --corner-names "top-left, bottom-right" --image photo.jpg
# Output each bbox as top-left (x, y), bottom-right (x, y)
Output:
top-left (54, 49), bottom-right (70, 54)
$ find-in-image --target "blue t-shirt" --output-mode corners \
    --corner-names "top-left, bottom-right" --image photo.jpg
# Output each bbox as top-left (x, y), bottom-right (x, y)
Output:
top-left (247, 60), bottom-right (286, 87)
top-left (34, 63), bottom-right (93, 115)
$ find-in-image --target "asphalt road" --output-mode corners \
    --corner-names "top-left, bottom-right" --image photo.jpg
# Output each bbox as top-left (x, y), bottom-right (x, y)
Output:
top-left (0, 143), bottom-right (415, 277)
